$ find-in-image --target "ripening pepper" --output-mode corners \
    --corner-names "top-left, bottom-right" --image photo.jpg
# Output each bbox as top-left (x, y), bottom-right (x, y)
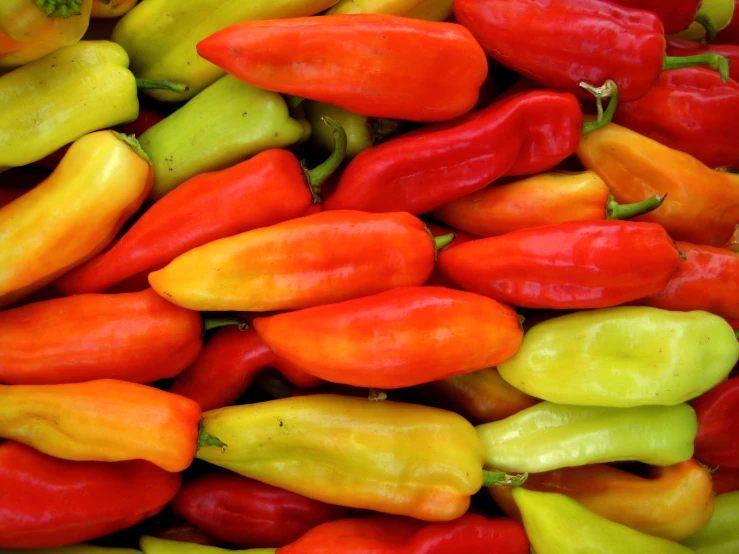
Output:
top-left (513, 489), bottom-right (695, 554)
top-left (691, 377), bottom-right (739, 469)
top-left (609, 0), bottom-right (702, 35)
top-left (681, 491), bottom-right (739, 553)
top-left (476, 402), bottom-right (698, 473)
top-left (0, 131), bottom-right (152, 309)
top-left (251, 286), bottom-right (523, 389)
top-left (326, 0), bottom-right (453, 21)
top-left (0, 379), bottom-right (201, 472)
top-left (489, 460), bottom-right (714, 541)
top-left (576, 122), bottom-right (739, 246)
top-left (139, 537), bottom-right (274, 554)
top-left (196, 15), bottom-right (488, 122)
top-left (666, 40), bottom-right (739, 82)
top-left (91, 0), bottom-right (138, 18)
top-left (673, 0), bottom-right (736, 41)
top-left (0, 441), bottom-right (181, 548)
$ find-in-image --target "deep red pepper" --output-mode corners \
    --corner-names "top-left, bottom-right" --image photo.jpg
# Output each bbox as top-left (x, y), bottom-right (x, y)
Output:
top-left (610, 0), bottom-right (701, 34)
top-left (666, 39), bottom-right (739, 82)
top-left (691, 377), bottom-right (739, 469)
top-left (713, 469), bottom-right (739, 494)
top-left (0, 440), bottom-right (181, 548)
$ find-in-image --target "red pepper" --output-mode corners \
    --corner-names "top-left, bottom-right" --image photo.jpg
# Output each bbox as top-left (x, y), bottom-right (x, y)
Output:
top-left (278, 514), bottom-right (530, 554)
top-left (691, 377), bottom-right (739, 469)
top-left (252, 286), bottom-right (523, 389)
top-left (713, 469), bottom-right (739, 494)
top-left (610, 0), bottom-right (701, 35)
top-left (0, 440), bottom-right (181, 548)
top-left (171, 472), bottom-right (356, 548)
top-left (197, 15), bottom-right (488, 123)
top-left (666, 39), bottom-right (739, 82)
top-left (424, 223), bottom-right (475, 289)
top-left (454, 0), bottom-right (730, 103)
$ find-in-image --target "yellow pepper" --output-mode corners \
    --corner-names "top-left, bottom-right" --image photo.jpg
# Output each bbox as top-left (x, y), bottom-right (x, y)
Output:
top-left (140, 537), bottom-right (275, 554)
top-left (91, 0), bottom-right (138, 18)
top-left (672, 0), bottom-right (735, 41)
top-left (681, 491), bottom-right (739, 554)
top-left (327, 0), bottom-right (453, 21)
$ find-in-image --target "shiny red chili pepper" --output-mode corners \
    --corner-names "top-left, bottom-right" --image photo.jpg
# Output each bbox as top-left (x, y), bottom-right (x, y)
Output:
top-left (0, 441), bottom-right (181, 548)
top-left (666, 39), bottom-right (739, 82)
top-left (610, 0), bottom-right (701, 34)
top-left (713, 469), bottom-right (739, 494)
top-left (691, 377), bottom-right (739, 469)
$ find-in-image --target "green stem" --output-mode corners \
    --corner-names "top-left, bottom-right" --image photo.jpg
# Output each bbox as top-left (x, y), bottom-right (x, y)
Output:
top-left (110, 131), bottom-right (152, 165)
top-left (482, 470), bottom-right (529, 488)
top-left (606, 193), bottom-right (666, 220)
top-left (663, 53), bottom-right (730, 83)
top-left (202, 317), bottom-right (248, 335)
top-left (694, 9), bottom-right (718, 42)
top-left (367, 117), bottom-right (400, 146)
top-left (301, 116), bottom-right (348, 203)
top-left (580, 80), bottom-right (619, 135)
top-left (433, 233), bottom-right (455, 253)
top-left (36, 0), bottom-right (83, 17)
top-left (196, 421), bottom-right (227, 452)
top-left (135, 79), bottom-right (189, 93)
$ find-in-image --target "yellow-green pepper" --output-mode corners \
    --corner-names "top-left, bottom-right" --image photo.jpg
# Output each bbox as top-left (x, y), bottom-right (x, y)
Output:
top-left (681, 491), bottom-right (739, 554)
top-left (327, 0), bottom-right (453, 21)
top-left (140, 537), bottom-right (275, 554)
top-left (672, 0), bottom-right (735, 41)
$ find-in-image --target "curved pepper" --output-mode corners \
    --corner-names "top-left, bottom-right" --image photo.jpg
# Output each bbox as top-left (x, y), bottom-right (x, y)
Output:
top-left (251, 286), bottom-right (523, 389)
top-left (476, 402), bottom-right (698, 473)
top-left (489, 460), bottom-right (714, 541)
top-left (666, 40), bottom-right (739, 81)
top-left (0, 379), bottom-right (200, 472)
top-left (513, 488), bottom-right (695, 554)
top-left (0, 130), bottom-right (152, 309)
top-left (691, 377), bottom-right (739, 469)
top-left (576, 122), bottom-right (739, 246)
top-left (140, 537), bottom-right (274, 554)
top-left (196, 15), bottom-right (488, 122)
top-left (681, 491), bottom-right (739, 553)
top-left (327, 0), bottom-right (453, 21)
top-left (610, 0), bottom-right (701, 35)
top-left (171, 472), bottom-right (355, 548)
top-left (423, 223), bottom-right (475, 289)
top-left (0, 441), bottom-right (181, 548)
top-left (673, 0), bottom-right (735, 41)
top-left (497, 307), bottom-right (739, 407)
top-left (91, 0), bottom-right (138, 18)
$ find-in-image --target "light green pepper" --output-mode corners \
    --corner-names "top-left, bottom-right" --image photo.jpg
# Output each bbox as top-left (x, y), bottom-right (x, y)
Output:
top-left (327, 0), bottom-right (453, 21)
top-left (140, 537), bottom-right (275, 554)
top-left (681, 491), bottom-right (739, 554)
top-left (498, 307), bottom-right (739, 407)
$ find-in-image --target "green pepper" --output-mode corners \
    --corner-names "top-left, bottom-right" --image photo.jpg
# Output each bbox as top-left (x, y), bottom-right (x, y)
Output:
top-left (139, 75), bottom-right (310, 201)
top-left (498, 307), bottom-right (739, 407)
top-left (476, 402), bottom-right (697, 473)
top-left (681, 491), bottom-right (739, 553)
top-left (513, 488), bottom-right (695, 553)
top-left (326, 0), bottom-right (453, 21)
top-left (140, 536), bottom-right (275, 554)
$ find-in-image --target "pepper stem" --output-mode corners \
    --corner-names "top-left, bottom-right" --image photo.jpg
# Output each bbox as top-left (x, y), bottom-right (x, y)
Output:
top-left (135, 79), bottom-right (189, 93)
top-left (110, 131), bottom-right (152, 165)
top-left (663, 53), bottom-right (731, 83)
top-left (301, 116), bottom-right (348, 204)
top-left (196, 421), bottom-right (227, 452)
top-left (606, 193), bottom-right (666, 220)
top-left (36, 0), bottom-right (84, 17)
top-left (580, 80), bottom-right (619, 135)
top-left (367, 117), bottom-right (399, 146)
top-left (482, 470), bottom-right (529, 488)
top-left (285, 95), bottom-right (305, 110)
top-left (694, 9), bottom-right (718, 42)
top-left (202, 317), bottom-right (248, 336)
top-left (433, 233), bottom-right (456, 253)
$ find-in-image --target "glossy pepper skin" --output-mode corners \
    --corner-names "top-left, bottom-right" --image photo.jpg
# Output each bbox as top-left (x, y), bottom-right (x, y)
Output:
top-left (691, 377), bottom-right (739, 469)
top-left (423, 223), bottom-right (475, 289)
top-left (610, 0), bottom-right (700, 34)
top-left (577, 122), bottom-right (739, 246)
top-left (498, 307), bottom-right (739, 407)
top-left (513, 489), bottom-right (695, 554)
top-left (325, 90), bottom-right (583, 215)
top-left (196, 394), bottom-right (485, 521)
top-left (614, 68), bottom-right (739, 170)
top-left (681, 491), bottom-right (739, 553)
top-left (91, 0), bottom-right (138, 18)
top-left (489, 460), bottom-right (714, 541)
top-left (0, 379), bottom-right (200, 472)
top-left (327, 0), bottom-right (453, 21)
top-left (477, 402), bottom-right (698, 473)
top-left (666, 40), bottom-right (739, 82)
top-left (0, 441), bottom-right (181, 548)
top-left (197, 15), bottom-right (487, 123)
top-left (0, 131), bottom-right (152, 309)
top-left (279, 514), bottom-right (530, 554)
top-left (171, 472), bottom-right (355, 548)
top-left (252, 286), bottom-right (523, 389)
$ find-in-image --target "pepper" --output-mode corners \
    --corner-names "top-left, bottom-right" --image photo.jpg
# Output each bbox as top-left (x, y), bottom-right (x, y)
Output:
top-left (423, 223), bottom-right (475, 289)
top-left (513, 489), bottom-right (695, 554)
top-left (153, 525), bottom-right (222, 547)
top-left (609, 0), bottom-right (703, 35)
top-left (0, 379), bottom-right (201, 472)
top-left (673, 0), bottom-right (736, 41)
top-left (170, 472), bottom-right (356, 548)
top-left (326, 0), bottom-right (453, 21)
top-left (680, 491), bottom-right (739, 553)
top-left (196, 15), bottom-right (488, 123)
top-left (666, 40), bottom-right (739, 82)
top-left (725, 225), bottom-right (739, 253)
top-left (0, 131), bottom-right (152, 309)
top-left (691, 377), bottom-right (739, 470)
top-left (0, 0), bottom-right (92, 69)
top-left (278, 514), bottom-right (530, 554)
top-left (139, 76), bottom-right (310, 202)
top-left (717, 0), bottom-right (739, 42)
top-left (0, 187), bottom-right (25, 209)
top-left (576, 122), bottom-right (739, 246)
top-left (0, 441), bottom-right (181, 548)
top-left (91, 0), bottom-right (138, 18)
top-left (614, 68), bottom-right (739, 170)
top-left (454, 0), bottom-right (730, 103)
top-left (111, 0), bottom-right (339, 102)
top-left (139, 537), bottom-right (275, 554)
top-left (476, 402), bottom-right (698, 473)
top-left (713, 469), bottom-right (739, 494)
top-left (251, 286), bottom-right (523, 389)
top-left (0, 546), bottom-right (140, 554)
top-left (489, 461), bottom-right (714, 541)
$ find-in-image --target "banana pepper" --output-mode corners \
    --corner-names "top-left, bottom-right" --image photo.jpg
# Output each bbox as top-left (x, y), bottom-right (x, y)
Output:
top-left (327, 0), bottom-right (453, 21)
top-left (141, 537), bottom-right (275, 554)
top-left (681, 491), bottom-right (739, 553)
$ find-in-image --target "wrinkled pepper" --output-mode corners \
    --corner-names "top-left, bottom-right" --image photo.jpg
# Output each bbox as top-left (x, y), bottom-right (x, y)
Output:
top-left (251, 286), bottom-right (523, 389)
top-left (576, 122), bottom-right (739, 246)
top-left (0, 379), bottom-right (201, 472)
top-left (327, 0), bottom-right (453, 21)
top-left (681, 491), bottom-right (739, 553)
top-left (497, 307), bottom-right (739, 407)
top-left (197, 15), bottom-right (487, 122)
top-left (673, 0), bottom-right (735, 41)
top-left (0, 131), bottom-right (152, 309)
top-left (91, 0), bottom-right (138, 18)
top-left (454, 0), bottom-right (730, 103)
top-left (513, 489), bottom-right (694, 554)
top-left (171, 472), bottom-right (355, 548)
top-left (691, 377), bottom-right (739, 469)
top-left (0, 441), bottom-right (181, 548)
top-left (666, 39), bottom-right (739, 82)
top-left (476, 401), bottom-right (698, 473)
top-left (489, 460), bottom-right (714, 541)
top-left (610, 0), bottom-right (703, 35)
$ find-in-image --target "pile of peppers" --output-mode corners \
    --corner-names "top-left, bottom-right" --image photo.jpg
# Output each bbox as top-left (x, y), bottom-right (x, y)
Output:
top-left (2, 0), bottom-right (739, 552)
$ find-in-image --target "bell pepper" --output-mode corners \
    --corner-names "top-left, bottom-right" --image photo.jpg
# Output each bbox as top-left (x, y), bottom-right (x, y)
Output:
top-left (614, 68), bottom-right (739, 170)
top-left (111, 0), bottom-right (339, 102)
top-left (196, 15), bottom-right (488, 123)
top-left (422, 223), bottom-right (475, 289)
top-left (673, 0), bottom-right (736, 41)
top-left (91, 0), bottom-right (138, 18)
top-left (251, 286), bottom-right (523, 389)
top-left (713, 469), bottom-right (739, 494)
top-left (170, 472), bottom-right (356, 548)
top-left (326, 0), bottom-right (453, 21)
top-left (681, 491), bottom-right (739, 553)
top-left (278, 514), bottom-right (530, 554)
top-left (0, 131), bottom-right (152, 309)
top-left (0, 379), bottom-right (201, 472)
top-left (691, 377), bottom-right (739, 469)
top-left (476, 401), bottom-right (698, 473)
top-left (717, 0), bottom-right (739, 42)
top-left (610, 0), bottom-right (703, 35)
top-left (139, 76), bottom-right (310, 202)
top-left (489, 460), bottom-right (714, 541)
top-left (454, 0), bottom-right (730, 103)
top-left (576, 122), bottom-right (739, 246)
top-left (0, 441), bottom-right (181, 548)
top-left (169, 327), bottom-right (322, 411)
top-left (139, 537), bottom-right (274, 554)
top-left (513, 488), bottom-right (695, 554)
top-left (666, 40), bottom-right (739, 82)
top-left (0, 0), bottom-right (92, 69)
